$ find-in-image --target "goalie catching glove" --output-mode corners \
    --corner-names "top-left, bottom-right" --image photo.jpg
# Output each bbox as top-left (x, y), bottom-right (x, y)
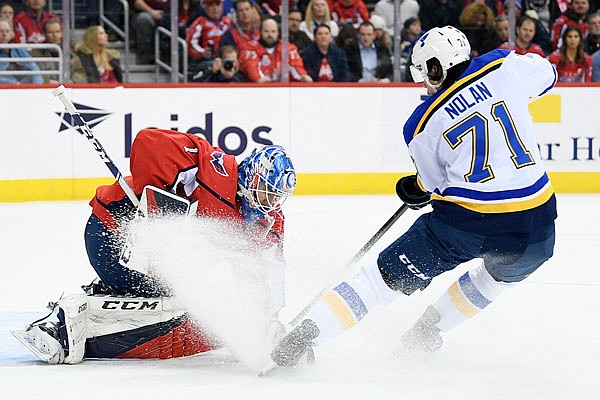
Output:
top-left (396, 175), bottom-right (430, 210)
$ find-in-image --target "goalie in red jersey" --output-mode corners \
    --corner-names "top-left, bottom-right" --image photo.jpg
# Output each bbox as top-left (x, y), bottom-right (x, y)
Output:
top-left (13, 128), bottom-right (297, 364)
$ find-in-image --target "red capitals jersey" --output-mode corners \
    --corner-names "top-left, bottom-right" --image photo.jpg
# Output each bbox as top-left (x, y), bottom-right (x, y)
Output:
top-left (239, 40), bottom-right (308, 82)
top-left (551, 14), bottom-right (587, 50)
top-left (498, 42), bottom-right (545, 57)
top-left (14, 11), bottom-right (60, 43)
top-left (187, 15), bottom-right (234, 60)
top-left (90, 129), bottom-right (284, 247)
top-left (331, 0), bottom-right (369, 28)
top-left (548, 51), bottom-right (592, 82)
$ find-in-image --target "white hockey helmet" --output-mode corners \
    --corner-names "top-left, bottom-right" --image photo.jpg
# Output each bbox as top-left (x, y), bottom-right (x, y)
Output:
top-left (410, 26), bottom-right (471, 93)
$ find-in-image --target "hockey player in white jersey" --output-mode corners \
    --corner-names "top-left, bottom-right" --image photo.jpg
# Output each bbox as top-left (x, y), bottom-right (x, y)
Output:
top-left (270, 26), bottom-right (558, 367)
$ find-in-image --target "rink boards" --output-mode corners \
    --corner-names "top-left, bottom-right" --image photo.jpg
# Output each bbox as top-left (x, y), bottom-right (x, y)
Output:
top-left (1, 84), bottom-right (599, 202)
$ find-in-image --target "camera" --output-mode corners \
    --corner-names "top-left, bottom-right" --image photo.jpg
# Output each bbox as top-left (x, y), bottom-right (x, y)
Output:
top-left (222, 58), bottom-right (236, 71)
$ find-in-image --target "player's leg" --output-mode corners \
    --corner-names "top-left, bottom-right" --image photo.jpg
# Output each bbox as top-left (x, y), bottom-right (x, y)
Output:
top-left (84, 214), bottom-right (168, 297)
top-left (402, 223), bottom-right (556, 351)
top-left (271, 213), bottom-right (482, 366)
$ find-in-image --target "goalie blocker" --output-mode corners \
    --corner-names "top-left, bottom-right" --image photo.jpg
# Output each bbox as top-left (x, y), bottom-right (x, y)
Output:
top-left (12, 291), bottom-right (219, 364)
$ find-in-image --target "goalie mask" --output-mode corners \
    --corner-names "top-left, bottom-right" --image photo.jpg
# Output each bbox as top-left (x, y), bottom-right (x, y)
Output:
top-left (410, 26), bottom-right (471, 94)
top-left (238, 145), bottom-right (296, 221)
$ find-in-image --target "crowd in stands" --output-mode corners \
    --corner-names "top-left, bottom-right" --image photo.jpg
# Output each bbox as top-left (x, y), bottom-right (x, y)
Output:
top-left (1, 0), bottom-right (600, 83)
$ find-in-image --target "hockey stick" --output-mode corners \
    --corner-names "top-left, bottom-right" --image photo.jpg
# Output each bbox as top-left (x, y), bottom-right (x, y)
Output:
top-left (52, 85), bottom-right (139, 207)
top-left (259, 203), bottom-right (410, 376)
top-left (289, 203), bottom-right (409, 327)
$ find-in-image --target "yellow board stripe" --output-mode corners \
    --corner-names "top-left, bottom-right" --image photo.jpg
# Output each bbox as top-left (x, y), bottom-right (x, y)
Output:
top-left (528, 94), bottom-right (561, 123)
top-left (447, 282), bottom-right (479, 318)
top-left (430, 182), bottom-right (555, 214)
top-left (1, 172), bottom-right (600, 202)
top-left (321, 291), bottom-right (356, 330)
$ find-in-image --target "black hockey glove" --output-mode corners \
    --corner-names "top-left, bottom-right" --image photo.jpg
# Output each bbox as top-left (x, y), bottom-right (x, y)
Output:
top-left (396, 175), bottom-right (431, 210)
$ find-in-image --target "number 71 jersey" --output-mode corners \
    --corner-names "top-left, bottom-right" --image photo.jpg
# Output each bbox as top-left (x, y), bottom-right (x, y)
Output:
top-left (403, 49), bottom-right (558, 232)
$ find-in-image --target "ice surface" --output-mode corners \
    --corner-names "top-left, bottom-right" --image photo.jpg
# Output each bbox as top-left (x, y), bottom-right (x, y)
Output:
top-left (1, 195), bottom-right (598, 399)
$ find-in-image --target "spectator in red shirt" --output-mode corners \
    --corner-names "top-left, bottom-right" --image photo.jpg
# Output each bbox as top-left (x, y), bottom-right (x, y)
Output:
top-left (549, 25), bottom-right (593, 82)
top-left (14, 0), bottom-right (60, 44)
top-left (187, 0), bottom-right (234, 62)
top-left (131, 0), bottom-right (170, 64)
top-left (0, 2), bottom-right (22, 43)
top-left (331, 0), bottom-right (370, 29)
top-left (239, 17), bottom-right (312, 82)
top-left (499, 15), bottom-right (546, 56)
top-left (219, 0), bottom-right (260, 53)
top-left (551, 0), bottom-right (590, 50)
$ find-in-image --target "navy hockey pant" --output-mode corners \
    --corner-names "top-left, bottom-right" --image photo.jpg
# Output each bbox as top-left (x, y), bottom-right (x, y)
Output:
top-left (84, 214), bottom-right (168, 297)
top-left (377, 212), bottom-right (555, 295)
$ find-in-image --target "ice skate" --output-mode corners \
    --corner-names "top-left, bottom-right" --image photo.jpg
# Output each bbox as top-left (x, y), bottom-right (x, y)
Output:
top-left (401, 305), bottom-right (443, 352)
top-left (270, 319), bottom-right (319, 367)
top-left (12, 320), bottom-right (65, 364)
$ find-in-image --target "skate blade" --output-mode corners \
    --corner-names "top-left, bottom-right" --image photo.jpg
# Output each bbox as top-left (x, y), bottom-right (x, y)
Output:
top-left (11, 329), bottom-right (62, 364)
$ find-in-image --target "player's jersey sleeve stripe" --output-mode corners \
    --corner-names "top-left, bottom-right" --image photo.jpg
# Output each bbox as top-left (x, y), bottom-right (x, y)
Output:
top-left (431, 181), bottom-right (554, 213)
top-left (441, 173), bottom-right (549, 201)
top-left (412, 56), bottom-right (506, 137)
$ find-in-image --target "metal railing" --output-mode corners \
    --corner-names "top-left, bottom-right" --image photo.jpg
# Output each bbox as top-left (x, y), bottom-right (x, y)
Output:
top-left (0, 43), bottom-right (63, 83)
top-left (99, 0), bottom-right (130, 82)
top-left (154, 26), bottom-right (188, 83)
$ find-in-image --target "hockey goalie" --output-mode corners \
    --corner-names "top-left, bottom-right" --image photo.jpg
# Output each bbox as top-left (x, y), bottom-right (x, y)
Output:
top-left (12, 128), bottom-right (296, 364)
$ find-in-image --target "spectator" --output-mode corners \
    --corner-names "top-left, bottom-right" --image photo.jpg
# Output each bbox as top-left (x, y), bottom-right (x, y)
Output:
top-left (344, 21), bottom-right (393, 82)
top-left (219, 0), bottom-right (260, 52)
top-left (331, 0), bottom-right (370, 29)
top-left (30, 17), bottom-right (62, 83)
top-left (370, 14), bottom-right (392, 52)
top-left (0, 18), bottom-right (43, 84)
top-left (238, 17), bottom-right (313, 82)
top-left (373, 0), bottom-right (420, 36)
top-left (548, 25), bottom-right (593, 82)
top-left (551, 0), bottom-right (590, 50)
top-left (335, 21), bottom-right (357, 48)
top-left (258, 0), bottom-right (294, 15)
top-left (14, 0), bottom-right (60, 44)
top-left (418, 0), bottom-right (463, 31)
top-left (523, 0), bottom-right (553, 31)
top-left (592, 47), bottom-right (600, 80)
top-left (130, 0), bottom-right (169, 64)
top-left (0, 2), bottom-right (22, 43)
top-left (482, 14), bottom-right (509, 51)
top-left (399, 17), bottom-right (424, 60)
top-left (288, 9), bottom-right (312, 51)
top-left (71, 25), bottom-right (123, 83)
top-left (193, 45), bottom-right (247, 81)
top-left (187, 0), bottom-right (234, 65)
top-left (459, 2), bottom-right (497, 57)
top-left (300, 0), bottom-right (339, 41)
top-left (300, 24), bottom-right (350, 81)
top-left (499, 15), bottom-right (546, 55)
top-left (586, 12), bottom-right (600, 53)
top-left (163, 0), bottom-right (204, 39)
top-left (524, 6), bottom-right (554, 55)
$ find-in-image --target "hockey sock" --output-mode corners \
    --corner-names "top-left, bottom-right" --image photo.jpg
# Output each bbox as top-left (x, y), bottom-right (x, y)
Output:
top-left (304, 259), bottom-right (404, 346)
top-left (432, 262), bottom-right (515, 333)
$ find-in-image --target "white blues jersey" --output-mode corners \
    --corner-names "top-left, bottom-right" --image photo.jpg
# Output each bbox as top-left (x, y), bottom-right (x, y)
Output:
top-left (403, 49), bottom-right (558, 234)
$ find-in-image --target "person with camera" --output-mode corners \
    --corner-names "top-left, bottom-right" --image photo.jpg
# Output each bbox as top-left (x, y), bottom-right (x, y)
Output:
top-left (193, 45), bottom-right (247, 82)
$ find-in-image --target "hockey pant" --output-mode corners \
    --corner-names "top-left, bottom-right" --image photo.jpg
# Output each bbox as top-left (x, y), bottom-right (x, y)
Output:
top-left (300, 212), bottom-right (555, 345)
top-left (58, 293), bottom-right (219, 363)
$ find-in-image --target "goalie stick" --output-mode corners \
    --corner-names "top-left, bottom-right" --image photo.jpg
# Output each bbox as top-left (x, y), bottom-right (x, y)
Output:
top-left (52, 85), bottom-right (139, 207)
top-left (259, 203), bottom-right (410, 376)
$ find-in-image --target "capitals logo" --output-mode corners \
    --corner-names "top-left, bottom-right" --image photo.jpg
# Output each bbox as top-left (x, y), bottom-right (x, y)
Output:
top-left (210, 151), bottom-right (229, 177)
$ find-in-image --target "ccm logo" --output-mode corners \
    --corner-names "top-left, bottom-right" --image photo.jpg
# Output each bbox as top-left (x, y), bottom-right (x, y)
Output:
top-left (399, 254), bottom-right (431, 281)
top-left (101, 301), bottom-right (159, 310)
